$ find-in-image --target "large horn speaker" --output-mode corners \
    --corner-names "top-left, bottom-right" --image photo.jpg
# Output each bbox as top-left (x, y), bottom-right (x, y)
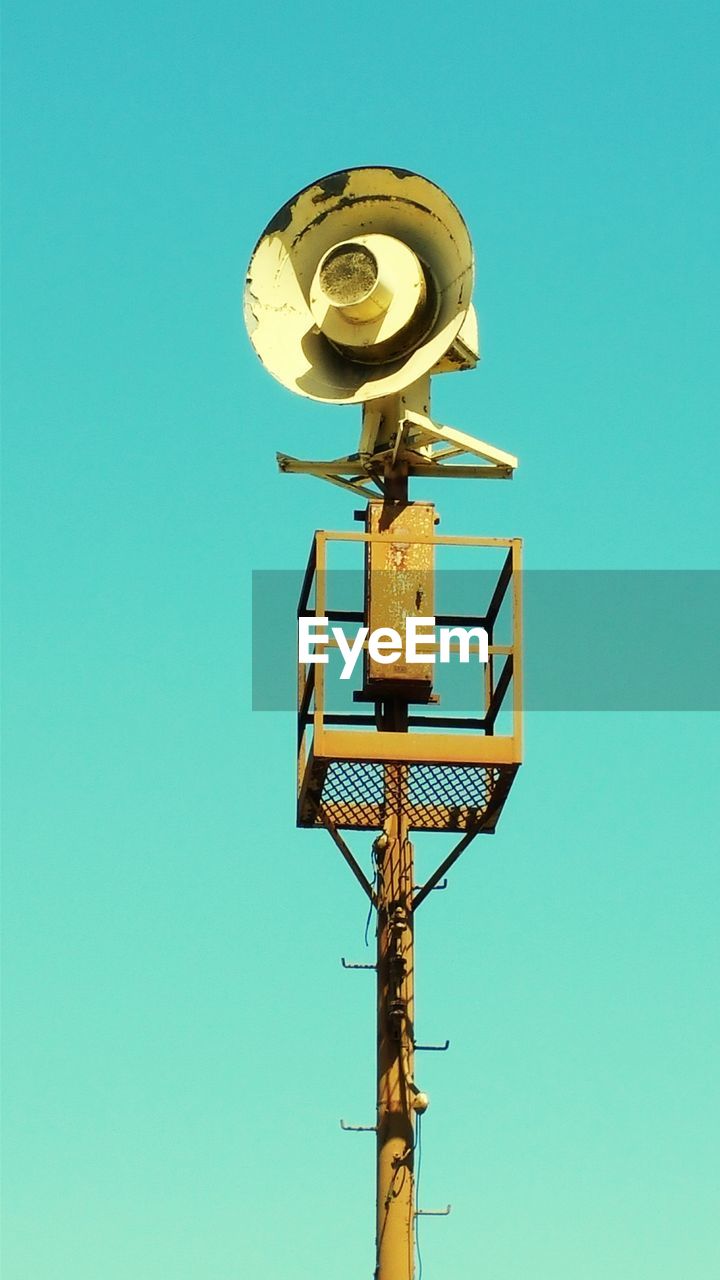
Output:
top-left (244, 166), bottom-right (476, 405)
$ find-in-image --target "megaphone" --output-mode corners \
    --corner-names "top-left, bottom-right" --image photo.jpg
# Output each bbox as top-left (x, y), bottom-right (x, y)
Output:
top-left (244, 166), bottom-right (478, 405)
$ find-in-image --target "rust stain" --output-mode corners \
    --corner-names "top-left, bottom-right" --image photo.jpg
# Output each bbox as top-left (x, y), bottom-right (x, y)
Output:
top-left (292, 194), bottom-right (445, 246)
top-left (311, 170), bottom-right (351, 203)
top-left (265, 196), bottom-right (297, 235)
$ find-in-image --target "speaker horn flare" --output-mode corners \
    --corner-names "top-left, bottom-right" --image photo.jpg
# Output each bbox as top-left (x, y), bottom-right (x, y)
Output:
top-left (244, 166), bottom-right (476, 404)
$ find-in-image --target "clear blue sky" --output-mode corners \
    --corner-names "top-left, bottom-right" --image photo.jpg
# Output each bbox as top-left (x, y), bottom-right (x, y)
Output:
top-left (3, 2), bottom-right (719, 1277)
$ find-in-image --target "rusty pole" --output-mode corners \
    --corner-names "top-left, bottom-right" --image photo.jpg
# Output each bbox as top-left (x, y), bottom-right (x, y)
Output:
top-left (375, 767), bottom-right (415, 1280)
top-left (374, 447), bottom-right (417, 1280)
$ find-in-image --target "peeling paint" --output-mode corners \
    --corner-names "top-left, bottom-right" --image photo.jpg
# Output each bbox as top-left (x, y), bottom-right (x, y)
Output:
top-left (265, 197), bottom-right (297, 235)
top-left (292, 194), bottom-right (443, 247)
top-left (311, 170), bottom-right (351, 203)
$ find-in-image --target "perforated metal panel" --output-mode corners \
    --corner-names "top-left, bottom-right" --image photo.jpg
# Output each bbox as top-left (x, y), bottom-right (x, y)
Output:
top-left (299, 757), bottom-right (517, 833)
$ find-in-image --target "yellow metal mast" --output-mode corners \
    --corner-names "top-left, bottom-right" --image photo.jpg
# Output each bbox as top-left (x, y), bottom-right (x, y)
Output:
top-left (375, 779), bottom-right (416, 1280)
top-left (244, 166), bottom-right (524, 1280)
top-left (373, 455), bottom-right (418, 1280)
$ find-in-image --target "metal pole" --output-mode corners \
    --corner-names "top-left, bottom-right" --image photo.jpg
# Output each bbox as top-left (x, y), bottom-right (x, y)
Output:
top-left (375, 443), bottom-right (416, 1280)
top-left (375, 765), bottom-right (415, 1280)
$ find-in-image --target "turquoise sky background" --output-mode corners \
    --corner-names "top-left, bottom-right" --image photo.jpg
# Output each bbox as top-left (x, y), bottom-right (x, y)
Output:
top-left (3, 2), bottom-right (719, 1277)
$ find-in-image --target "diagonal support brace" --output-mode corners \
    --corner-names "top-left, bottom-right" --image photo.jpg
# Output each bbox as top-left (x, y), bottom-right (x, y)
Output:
top-left (321, 816), bottom-right (377, 905)
top-left (412, 821), bottom-right (485, 910)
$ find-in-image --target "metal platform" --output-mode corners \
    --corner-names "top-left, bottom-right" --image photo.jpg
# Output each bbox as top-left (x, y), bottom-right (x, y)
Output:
top-left (297, 527), bottom-right (522, 835)
top-left (299, 757), bottom-right (518, 833)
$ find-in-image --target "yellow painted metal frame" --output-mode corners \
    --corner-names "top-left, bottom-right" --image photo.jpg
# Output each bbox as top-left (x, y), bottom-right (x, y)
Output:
top-left (297, 528), bottom-right (523, 795)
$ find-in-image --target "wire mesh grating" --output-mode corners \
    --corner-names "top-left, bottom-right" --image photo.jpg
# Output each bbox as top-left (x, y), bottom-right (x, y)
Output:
top-left (300, 758), bottom-right (517, 833)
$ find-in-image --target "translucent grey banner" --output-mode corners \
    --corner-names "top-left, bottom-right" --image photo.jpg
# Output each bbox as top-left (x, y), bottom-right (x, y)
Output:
top-left (252, 571), bottom-right (720, 712)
